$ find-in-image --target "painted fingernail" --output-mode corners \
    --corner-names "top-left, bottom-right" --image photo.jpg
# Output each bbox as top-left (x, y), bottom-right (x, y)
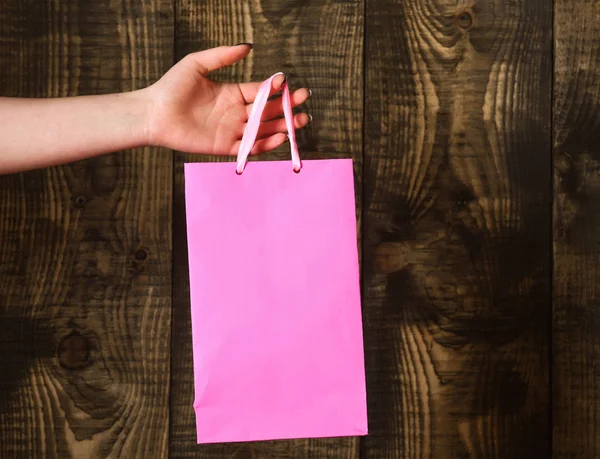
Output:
top-left (234, 42), bottom-right (254, 49)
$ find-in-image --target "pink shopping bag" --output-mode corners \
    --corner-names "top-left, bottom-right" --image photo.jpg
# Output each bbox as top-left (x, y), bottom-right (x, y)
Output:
top-left (184, 73), bottom-right (368, 444)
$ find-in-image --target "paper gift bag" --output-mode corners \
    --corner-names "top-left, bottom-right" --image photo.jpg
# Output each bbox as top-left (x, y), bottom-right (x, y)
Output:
top-left (184, 73), bottom-right (368, 444)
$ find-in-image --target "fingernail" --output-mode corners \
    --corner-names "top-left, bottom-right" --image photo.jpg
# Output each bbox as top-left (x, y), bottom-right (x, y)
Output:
top-left (308, 114), bottom-right (313, 123)
top-left (234, 42), bottom-right (254, 49)
top-left (308, 89), bottom-right (312, 97)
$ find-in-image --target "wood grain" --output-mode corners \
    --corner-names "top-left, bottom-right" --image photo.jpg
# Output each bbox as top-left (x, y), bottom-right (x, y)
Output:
top-left (363, 0), bottom-right (552, 457)
top-left (553, 2), bottom-right (600, 457)
top-left (0, 0), bottom-right (173, 457)
top-left (170, 0), bottom-right (363, 457)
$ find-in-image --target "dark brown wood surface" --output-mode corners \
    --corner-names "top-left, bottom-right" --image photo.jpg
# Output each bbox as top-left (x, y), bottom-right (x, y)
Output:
top-left (553, 1), bottom-right (600, 458)
top-left (363, 0), bottom-right (552, 457)
top-left (0, 0), bottom-right (173, 457)
top-left (169, 0), bottom-right (364, 457)
top-left (1, 0), bottom-right (599, 457)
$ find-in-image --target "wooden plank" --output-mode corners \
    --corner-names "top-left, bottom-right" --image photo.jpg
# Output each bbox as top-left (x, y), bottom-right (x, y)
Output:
top-left (553, 2), bottom-right (600, 457)
top-left (0, 1), bottom-right (173, 457)
top-left (362, 1), bottom-right (552, 457)
top-left (169, 0), bottom-right (363, 457)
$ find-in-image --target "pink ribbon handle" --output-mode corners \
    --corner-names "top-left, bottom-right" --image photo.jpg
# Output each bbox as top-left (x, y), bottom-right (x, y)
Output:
top-left (235, 73), bottom-right (301, 174)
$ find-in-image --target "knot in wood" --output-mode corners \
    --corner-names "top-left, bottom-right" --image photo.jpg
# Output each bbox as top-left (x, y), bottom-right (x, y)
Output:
top-left (74, 195), bottom-right (87, 208)
top-left (135, 248), bottom-right (148, 261)
top-left (58, 330), bottom-right (92, 370)
top-left (456, 11), bottom-right (473, 30)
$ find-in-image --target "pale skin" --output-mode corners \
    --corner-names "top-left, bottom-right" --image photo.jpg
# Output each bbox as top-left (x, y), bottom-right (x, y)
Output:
top-left (0, 44), bottom-right (311, 174)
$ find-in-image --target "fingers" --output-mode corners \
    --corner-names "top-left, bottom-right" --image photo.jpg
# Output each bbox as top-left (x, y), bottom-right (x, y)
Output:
top-left (238, 74), bottom-right (286, 104)
top-left (184, 44), bottom-right (252, 74)
top-left (238, 82), bottom-right (262, 104)
top-left (230, 133), bottom-right (287, 156)
top-left (229, 113), bottom-right (310, 156)
top-left (247, 88), bottom-right (311, 120)
top-left (256, 113), bottom-right (311, 139)
top-left (250, 133), bottom-right (288, 155)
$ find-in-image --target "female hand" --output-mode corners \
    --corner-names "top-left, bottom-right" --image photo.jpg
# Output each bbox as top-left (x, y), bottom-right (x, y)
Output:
top-left (144, 44), bottom-right (311, 156)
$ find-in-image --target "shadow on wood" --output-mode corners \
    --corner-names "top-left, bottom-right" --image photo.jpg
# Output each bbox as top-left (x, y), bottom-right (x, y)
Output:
top-left (363, 0), bottom-right (552, 457)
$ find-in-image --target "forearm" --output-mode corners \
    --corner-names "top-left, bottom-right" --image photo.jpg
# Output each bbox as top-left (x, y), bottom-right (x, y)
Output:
top-left (0, 89), bottom-right (150, 174)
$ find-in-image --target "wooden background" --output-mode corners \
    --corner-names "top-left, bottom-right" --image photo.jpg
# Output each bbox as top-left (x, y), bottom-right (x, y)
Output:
top-left (0, 0), bottom-right (592, 457)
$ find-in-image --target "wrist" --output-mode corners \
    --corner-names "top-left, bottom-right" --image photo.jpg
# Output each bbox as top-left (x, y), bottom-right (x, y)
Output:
top-left (124, 88), bottom-right (155, 148)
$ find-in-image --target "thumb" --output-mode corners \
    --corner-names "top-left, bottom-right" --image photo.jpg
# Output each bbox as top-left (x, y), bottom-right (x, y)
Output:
top-left (185, 45), bottom-right (252, 74)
